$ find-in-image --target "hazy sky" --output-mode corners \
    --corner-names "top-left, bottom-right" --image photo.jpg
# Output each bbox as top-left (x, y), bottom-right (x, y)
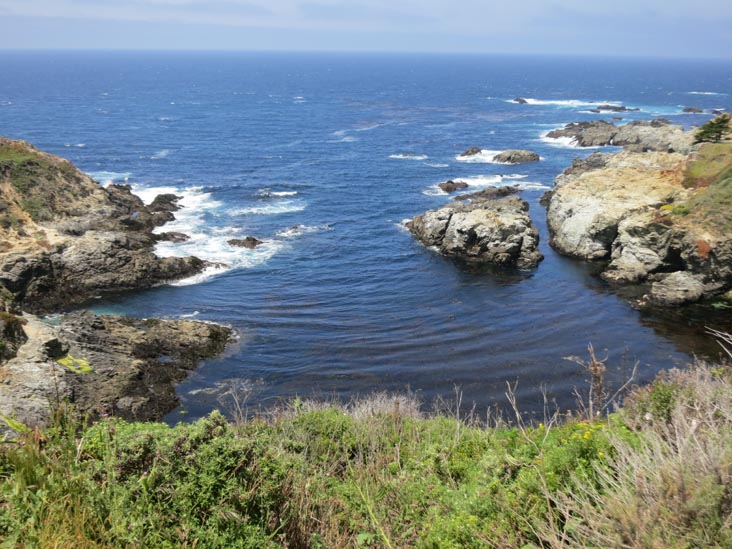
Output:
top-left (0, 0), bottom-right (730, 58)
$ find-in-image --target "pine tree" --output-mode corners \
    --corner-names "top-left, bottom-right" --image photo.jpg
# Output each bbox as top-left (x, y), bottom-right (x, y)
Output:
top-left (694, 113), bottom-right (731, 144)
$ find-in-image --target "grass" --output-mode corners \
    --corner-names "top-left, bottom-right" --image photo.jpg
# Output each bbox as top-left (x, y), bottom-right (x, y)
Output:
top-left (1, 355), bottom-right (732, 548)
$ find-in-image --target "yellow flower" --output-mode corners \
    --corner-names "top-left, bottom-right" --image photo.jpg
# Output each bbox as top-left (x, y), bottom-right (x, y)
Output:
top-left (598, 451), bottom-right (605, 458)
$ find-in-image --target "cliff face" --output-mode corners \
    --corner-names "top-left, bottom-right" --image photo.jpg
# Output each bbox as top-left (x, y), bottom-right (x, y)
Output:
top-left (546, 144), bottom-right (732, 306)
top-left (0, 137), bottom-right (206, 312)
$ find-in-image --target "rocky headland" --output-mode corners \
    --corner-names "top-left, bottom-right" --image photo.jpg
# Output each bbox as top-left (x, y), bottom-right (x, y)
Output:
top-left (407, 188), bottom-right (543, 269)
top-left (546, 138), bottom-right (732, 306)
top-left (0, 137), bottom-right (234, 434)
top-left (545, 119), bottom-right (694, 153)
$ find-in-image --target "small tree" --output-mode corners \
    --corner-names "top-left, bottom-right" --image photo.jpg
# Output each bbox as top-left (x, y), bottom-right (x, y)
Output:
top-left (694, 113), bottom-right (731, 143)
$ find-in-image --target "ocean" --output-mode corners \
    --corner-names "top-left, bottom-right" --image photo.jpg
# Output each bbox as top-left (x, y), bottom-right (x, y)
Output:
top-left (2, 51), bottom-right (731, 420)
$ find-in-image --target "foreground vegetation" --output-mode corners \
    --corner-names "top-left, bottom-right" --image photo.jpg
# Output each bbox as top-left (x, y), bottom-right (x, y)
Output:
top-left (2, 352), bottom-right (732, 547)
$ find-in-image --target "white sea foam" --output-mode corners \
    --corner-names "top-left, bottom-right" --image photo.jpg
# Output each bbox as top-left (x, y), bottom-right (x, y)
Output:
top-left (329, 135), bottom-right (358, 143)
top-left (151, 149), bottom-right (171, 160)
top-left (424, 163), bottom-right (449, 168)
top-left (389, 154), bottom-right (429, 160)
top-left (421, 174), bottom-right (540, 197)
top-left (86, 171), bottom-right (132, 186)
top-left (455, 150), bottom-right (504, 164)
top-left (180, 311), bottom-right (200, 318)
top-left (276, 224), bottom-right (333, 238)
top-left (539, 131), bottom-right (580, 149)
top-left (508, 98), bottom-right (621, 107)
top-left (229, 199), bottom-right (306, 216)
top-left (157, 116), bottom-right (175, 122)
top-left (138, 183), bottom-right (286, 285)
top-left (687, 91), bottom-right (727, 96)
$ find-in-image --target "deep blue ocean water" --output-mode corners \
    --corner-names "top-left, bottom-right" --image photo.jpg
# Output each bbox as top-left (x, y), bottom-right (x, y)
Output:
top-left (2, 52), bottom-right (732, 420)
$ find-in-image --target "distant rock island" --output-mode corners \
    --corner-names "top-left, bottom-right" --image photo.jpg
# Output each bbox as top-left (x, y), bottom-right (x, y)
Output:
top-left (0, 137), bottom-right (233, 436)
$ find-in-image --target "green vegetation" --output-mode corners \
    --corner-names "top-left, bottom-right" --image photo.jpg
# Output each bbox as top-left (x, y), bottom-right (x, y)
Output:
top-left (694, 113), bottom-right (732, 144)
top-left (677, 142), bottom-right (732, 232)
top-left (1, 360), bottom-right (732, 547)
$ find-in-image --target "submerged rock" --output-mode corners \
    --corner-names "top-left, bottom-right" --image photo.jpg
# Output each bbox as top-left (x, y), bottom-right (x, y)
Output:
top-left (512, 97), bottom-right (529, 104)
top-left (408, 196), bottom-right (543, 269)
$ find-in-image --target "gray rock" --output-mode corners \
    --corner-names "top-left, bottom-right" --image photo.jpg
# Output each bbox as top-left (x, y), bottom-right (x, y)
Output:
top-left (492, 149), bottom-right (540, 164)
top-left (459, 146), bottom-right (483, 157)
top-left (408, 196), bottom-right (543, 269)
top-left (683, 107), bottom-right (703, 114)
top-left (513, 97), bottom-right (529, 104)
top-left (228, 236), bottom-right (263, 249)
top-left (648, 272), bottom-right (705, 305)
top-left (439, 180), bottom-right (469, 193)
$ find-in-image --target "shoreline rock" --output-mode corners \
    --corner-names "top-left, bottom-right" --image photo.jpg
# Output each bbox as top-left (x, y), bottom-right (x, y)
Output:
top-left (546, 119), bottom-right (694, 154)
top-left (545, 147), bottom-right (732, 306)
top-left (408, 195), bottom-right (543, 269)
top-left (0, 311), bottom-right (233, 438)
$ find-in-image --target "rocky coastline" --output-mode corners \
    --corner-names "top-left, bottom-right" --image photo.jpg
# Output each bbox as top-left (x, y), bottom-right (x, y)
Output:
top-left (0, 137), bottom-right (234, 435)
top-left (409, 115), bottom-right (732, 308)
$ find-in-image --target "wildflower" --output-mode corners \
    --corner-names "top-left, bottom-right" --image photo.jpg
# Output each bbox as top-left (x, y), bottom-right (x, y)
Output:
top-left (598, 451), bottom-right (605, 458)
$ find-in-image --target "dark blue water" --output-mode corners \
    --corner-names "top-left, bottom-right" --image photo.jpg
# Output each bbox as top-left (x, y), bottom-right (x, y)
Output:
top-left (2, 52), bottom-right (731, 419)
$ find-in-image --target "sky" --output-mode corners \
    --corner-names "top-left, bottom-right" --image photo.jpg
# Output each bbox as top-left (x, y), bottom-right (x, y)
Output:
top-left (0, 0), bottom-right (731, 58)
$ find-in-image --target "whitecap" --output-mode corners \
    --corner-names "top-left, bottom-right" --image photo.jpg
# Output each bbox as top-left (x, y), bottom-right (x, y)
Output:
top-left (180, 311), bottom-right (200, 318)
top-left (151, 149), bottom-right (171, 160)
top-left (276, 224), bottom-right (333, 238)
top-left (687, 91), bottom-right (727, 96)
top-left (328, 136), bottom-right (358, 143)
top-left (75, 143), bottom-right (86, 148)
top-left (87, 171), bottom-right (132, 186)
top-left (539, 131), bottom-right (580, 149)
top-left (229, 199), bottom-right (306, 216)
top-left (424, 163), bottom-right (449, 168)
top-left (508, 98), bottom-right (622, 107)
top-left (157, 116), bottom-right (175, 122)
top-left (389, 154), bottom-right (429, 160)
top-left (0, 101), bottom-right (12, 106)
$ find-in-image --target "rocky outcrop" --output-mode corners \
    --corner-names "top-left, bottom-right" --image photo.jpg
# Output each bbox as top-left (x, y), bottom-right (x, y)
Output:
top-left (439, 180), bottom-right (469, 193)
top-left (0, 311), bottom-right (233, 438)
top-left (546, 148), bottom-right (732, 306)
top-left (683, 107), bottom-right (703, 114)
top-left (492, 150), bottom-right (540, 164)
top-left (512, 97), bottom-right (529, 104)
top-left (0, 137), bottom-right (210, 312)
top-left (547, 151), bottom-right (688, 260)
top-left (408, 195), bottom-right (543, 269)
top-left (459, 146), bottom-right (483, 157)
top-left (588, 104), bottom-right (640, 113)
top-left (228, 236), bottom-right (263, 249)
top-left (546, 120), bottom-right (694, 154)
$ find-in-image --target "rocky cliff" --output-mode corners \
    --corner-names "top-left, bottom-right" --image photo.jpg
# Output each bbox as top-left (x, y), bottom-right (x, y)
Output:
top-left (0, 137), bottom-right (207, 313)
top-left (546, 144), bottom-right (732, 306)
top-left (0, 138), bottom-right (233, 434)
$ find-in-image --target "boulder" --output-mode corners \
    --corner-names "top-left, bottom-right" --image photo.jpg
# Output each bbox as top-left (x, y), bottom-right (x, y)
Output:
top-left (492, 149), bottom-right (540, 164)
top-left (459, 146), bottom-right (483, 157)
top-left (454, 186), bottom-right (519, 202)
top-left (438, 180), bottom-right (469, 193)
top-left (148, 193), bottom-right (182, 212)
top-left (228, 236), bottom-right (263, 249)
top-left (155, 231), bottom-right (190, 243)
top-left (408, 196), bottom-right (543, 269)
top-left (683, 107), bottom-right (703, 114)
top-left (513, 97), bottom-right (529, 104)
